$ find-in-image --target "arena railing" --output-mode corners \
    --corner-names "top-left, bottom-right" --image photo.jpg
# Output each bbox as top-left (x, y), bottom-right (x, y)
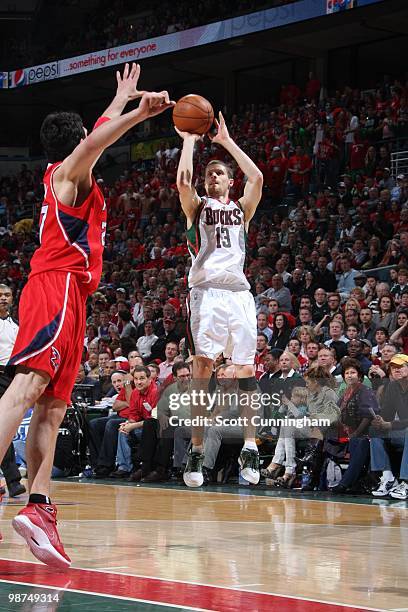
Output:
top-left (391, 149), bottom-right (408, 179)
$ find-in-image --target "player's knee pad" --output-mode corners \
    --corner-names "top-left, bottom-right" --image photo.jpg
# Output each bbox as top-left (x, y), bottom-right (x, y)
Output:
top-left (238, 376), bottom-right (257, 392)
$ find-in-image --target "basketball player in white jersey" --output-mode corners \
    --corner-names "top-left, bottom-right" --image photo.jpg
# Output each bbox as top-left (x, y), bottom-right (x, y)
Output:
top-left (176, 112), bottom-right (263, 487)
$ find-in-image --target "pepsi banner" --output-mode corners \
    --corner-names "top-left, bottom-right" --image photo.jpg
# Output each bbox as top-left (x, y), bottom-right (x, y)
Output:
top-left (9, 61), bottom-right (59, 88)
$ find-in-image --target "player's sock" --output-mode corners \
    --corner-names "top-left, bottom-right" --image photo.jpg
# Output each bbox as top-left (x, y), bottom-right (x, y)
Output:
top-left (242, 440), bottom-right (258, 452)
top-left (192, 445), bottom-right (203, 454)
top-left (29, 494), bottom-right (51, 505)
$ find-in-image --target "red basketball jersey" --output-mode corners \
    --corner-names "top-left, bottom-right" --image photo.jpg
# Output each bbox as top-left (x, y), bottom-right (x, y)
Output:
top-left (30, 163), bottom-right (107, 294)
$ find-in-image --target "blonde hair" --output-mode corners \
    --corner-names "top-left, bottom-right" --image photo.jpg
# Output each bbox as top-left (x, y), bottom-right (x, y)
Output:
top-left (296, 325), bottom-right (316, 343)
top-left (345, 297), bottom-right (361, 312)
top-left (291, 386), bottom-right (308, 404)
top-left (280, 350), bottom-right (300, 371)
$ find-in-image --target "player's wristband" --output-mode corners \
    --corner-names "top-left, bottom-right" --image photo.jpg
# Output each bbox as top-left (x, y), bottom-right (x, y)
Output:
top-left (93, 116), bottom-right (111, 131)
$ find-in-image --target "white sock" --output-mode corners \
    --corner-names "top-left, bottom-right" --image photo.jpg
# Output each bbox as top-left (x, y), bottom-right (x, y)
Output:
top-left (383, 470), bottom-right (394, 481)
top-left (243, 440), bottom-right (258, 452)
top-left (192, 445), bottom-right (203, 454)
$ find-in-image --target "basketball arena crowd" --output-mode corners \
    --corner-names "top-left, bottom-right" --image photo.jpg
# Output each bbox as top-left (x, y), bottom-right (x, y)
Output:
top-left (1, 71), bottom-right (408, 500)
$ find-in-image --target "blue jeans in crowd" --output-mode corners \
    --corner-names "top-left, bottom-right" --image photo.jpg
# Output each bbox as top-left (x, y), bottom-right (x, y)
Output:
top-left (370, 429), bottom-right (408, 480)
top-left (339, 437), bottom-right (370, 488)
top-left (116, 429), bottom-right (142, 472)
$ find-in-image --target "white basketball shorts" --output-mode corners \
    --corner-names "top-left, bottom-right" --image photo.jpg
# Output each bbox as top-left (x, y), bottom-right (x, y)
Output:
top-left (186, 287), bottom-right (257, 365)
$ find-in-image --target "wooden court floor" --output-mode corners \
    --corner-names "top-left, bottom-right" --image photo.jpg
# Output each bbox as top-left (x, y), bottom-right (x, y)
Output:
top-left (0, 479), bottom-right (407, 611)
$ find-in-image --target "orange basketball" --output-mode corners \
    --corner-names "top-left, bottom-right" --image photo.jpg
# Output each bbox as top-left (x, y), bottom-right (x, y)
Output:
top-left (173, 94), bottom-right (214, 135)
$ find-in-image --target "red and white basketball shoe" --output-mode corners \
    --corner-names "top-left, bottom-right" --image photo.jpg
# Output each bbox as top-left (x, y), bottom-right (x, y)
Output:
top-left (12, 503), bottom-right (71, 569)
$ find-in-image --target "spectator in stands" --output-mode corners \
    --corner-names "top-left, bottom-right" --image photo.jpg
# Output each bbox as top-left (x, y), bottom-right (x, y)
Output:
top-left (256, 312), bottom-right (273, 343)
top-left (359, 307), bottom-right (377, 345)
top-left (258, 349), bottom-right (283, 388)
top-left (325, 320), bottom-right (349, 351)
top-left (346, 339), bottom-right (372, 375)
top-left (88, 368), bottom-right (132, 476)
top-left (110, 365), bottom-right (159, 478)
top-left (74, 363), bottom-right (102, 401)
top-left (390, 313), bottom-right (408, 354)
top-left (119, 310), bottom-right (137, 339)
top-left (263, 386), bottom-right (308, 487)
top-left (331, 358), bottom-right (379, 495)
top-left (269, 313), bottom-right (291, 351)
top-left (337, 254), bottom-right (359, 299)
top-left (371, 353), bottom-right (408, 499)
top-left (158, 341), bottom-right (179, 383)
top-left (260, 274), bottom-right (292, 312)
top-left (135, 361), bottom-right (192, 483)
top-left (317, 346), bottom-right (338, 378)
top-left (150, 317), bottom-right (180, 361)
top-left (373, 294), bottom-right (397, 334)
top-left (136, 320), bottom-right (158, 360)
top-left (255, 333), bottom-right (270, 380)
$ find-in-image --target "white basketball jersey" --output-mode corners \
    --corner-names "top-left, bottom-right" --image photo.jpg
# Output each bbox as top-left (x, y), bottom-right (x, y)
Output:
top-left (187, 196), bottom-right (250, 291)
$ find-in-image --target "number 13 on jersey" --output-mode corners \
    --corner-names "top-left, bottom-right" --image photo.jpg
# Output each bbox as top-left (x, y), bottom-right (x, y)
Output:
top-left (215, 226), bottom-right (231, 248)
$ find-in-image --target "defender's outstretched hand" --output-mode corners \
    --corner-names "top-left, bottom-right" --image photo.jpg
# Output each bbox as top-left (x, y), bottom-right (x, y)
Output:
top-left (116, 62), bottom-right (146, 101)
top-left (209, 111), bottom-right (231, 145)
top-left (139, 91), bottom-right (175, 119)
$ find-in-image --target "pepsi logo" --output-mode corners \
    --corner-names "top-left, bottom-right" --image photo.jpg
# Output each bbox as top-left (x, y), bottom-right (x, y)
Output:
top-left (12, 69), bottom-right (25, 87)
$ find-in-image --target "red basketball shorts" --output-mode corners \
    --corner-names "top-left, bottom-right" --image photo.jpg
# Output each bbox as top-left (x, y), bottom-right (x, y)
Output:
top-left (9, 271), bottom-right (87, 404)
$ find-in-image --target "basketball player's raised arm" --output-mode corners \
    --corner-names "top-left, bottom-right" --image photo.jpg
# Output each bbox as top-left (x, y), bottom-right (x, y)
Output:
top-left (58, 92), bottom-right (174, 186)
top-left (98, 63), bottom-right (146, 120)
top-left (210, 112), bottom-right (263, 222)
top-left (175, 130), bottom-right (201, 223)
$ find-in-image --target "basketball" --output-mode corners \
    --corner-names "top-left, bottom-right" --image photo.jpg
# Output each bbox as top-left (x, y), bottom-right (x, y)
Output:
top-left (173, 94), bottom-right (214, 135)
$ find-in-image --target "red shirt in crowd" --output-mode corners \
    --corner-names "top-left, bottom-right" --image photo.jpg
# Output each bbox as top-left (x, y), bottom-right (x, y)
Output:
top-left (267, 156), bottom-right (288, 193)
top-left (317, 139), bottom-right (336, 161)
top-left (115, 381), bottom-right (158, 420)
top-left (255, 347), bottom-right (269, 380)
top-left (288, 154), bottom-right (312, 185)
top-left (350, 142), bottom-right (367, 170)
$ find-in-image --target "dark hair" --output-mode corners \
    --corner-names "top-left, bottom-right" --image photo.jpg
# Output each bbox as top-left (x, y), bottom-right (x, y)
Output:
top-left (120, 337), bottom-right (137, 355)
top-left (133, 365), bottom-right (151, 377)
top-left (375, 326), bottom-right (389, 337)
top-left (378, 293), bottom-right (395, 313)
top-left (40, 111), bottom-right (85, 162)
top-left (172, 361), bottom-right (190, 376)
top-left (257, 332), bottom-right (269, 342)
top-left (86, 324), bottom-right (98, 336)
top-left (327, 292), bottom-right (341, 301)
top-left (272, 312), bottom-right (291, 334)
top-left (341, 357), bottom-right (364, 380)
top-left (119, 310), bottom-right (132, 322)
top-left (205, 159), bottom-right (233, 179)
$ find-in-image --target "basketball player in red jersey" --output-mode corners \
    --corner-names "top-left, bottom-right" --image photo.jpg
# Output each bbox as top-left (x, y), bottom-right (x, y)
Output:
top-left (0, 63), bottom-right (174, 568)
